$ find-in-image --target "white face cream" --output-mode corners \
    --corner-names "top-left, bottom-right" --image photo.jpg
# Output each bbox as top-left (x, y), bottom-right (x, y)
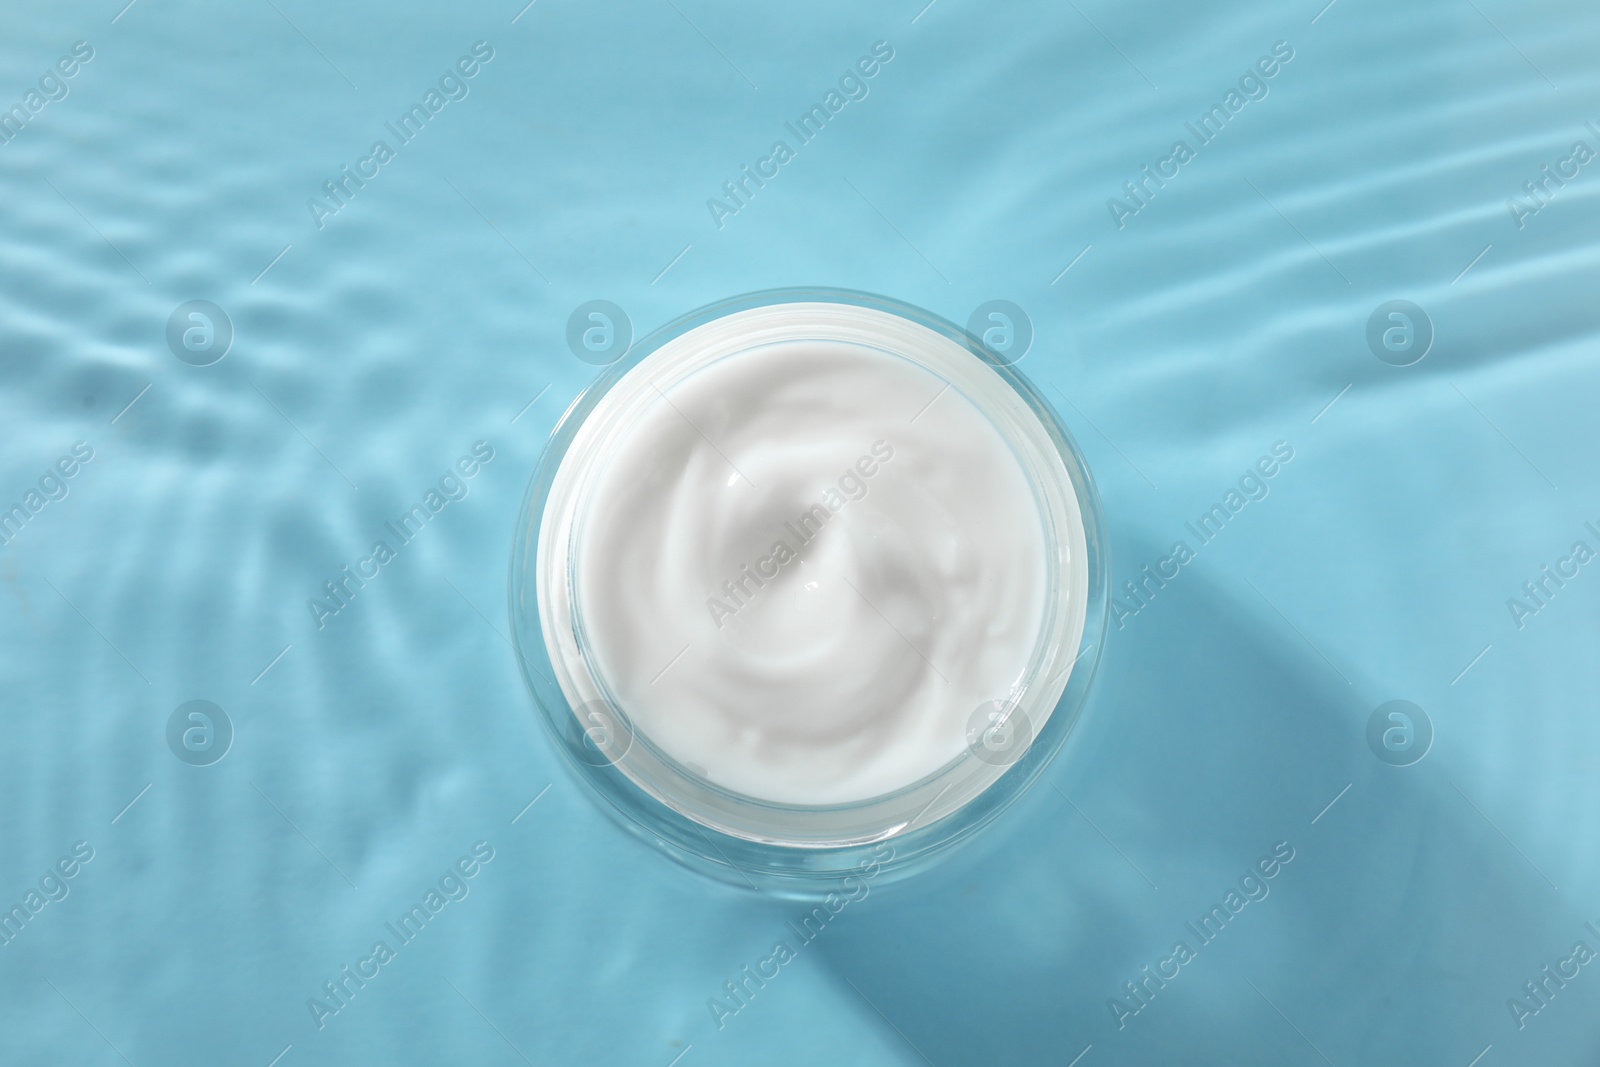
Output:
top-left (531, 300), bottom-right (1092, 847)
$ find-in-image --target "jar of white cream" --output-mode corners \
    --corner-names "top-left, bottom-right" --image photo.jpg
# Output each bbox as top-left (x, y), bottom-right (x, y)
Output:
top-left (510, 290), bottom-right (1107, 892)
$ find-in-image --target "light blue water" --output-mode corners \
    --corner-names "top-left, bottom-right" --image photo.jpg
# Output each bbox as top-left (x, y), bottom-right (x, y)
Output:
top-left (3, 0), bottom-right (1599, 1063)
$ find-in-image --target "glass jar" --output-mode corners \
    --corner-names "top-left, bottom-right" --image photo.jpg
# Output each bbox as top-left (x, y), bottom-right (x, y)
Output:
top-left (509, 288), bottom-right (1108, 895)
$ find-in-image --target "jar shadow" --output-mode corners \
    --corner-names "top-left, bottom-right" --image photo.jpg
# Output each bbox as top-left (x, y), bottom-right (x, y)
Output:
top-left (800, 532), bottom-right (1574, 1065)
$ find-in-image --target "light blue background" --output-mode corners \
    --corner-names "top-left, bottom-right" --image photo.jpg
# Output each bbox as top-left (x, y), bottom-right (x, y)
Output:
top-left (2, 0), bottom-right (1597, 1064)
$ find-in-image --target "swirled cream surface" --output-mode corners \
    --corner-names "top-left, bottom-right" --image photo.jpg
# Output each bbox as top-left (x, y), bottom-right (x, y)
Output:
top-left (538, 304), bottom-right (1086, 810)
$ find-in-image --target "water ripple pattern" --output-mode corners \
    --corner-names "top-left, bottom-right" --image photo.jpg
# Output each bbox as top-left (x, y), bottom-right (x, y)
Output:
top-left (1, 0), bottom-right (1597, 1064)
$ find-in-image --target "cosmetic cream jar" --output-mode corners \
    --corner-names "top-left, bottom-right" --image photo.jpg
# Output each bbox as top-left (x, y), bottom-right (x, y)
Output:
top-left (510, 289), bottom-right (1107, 892)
